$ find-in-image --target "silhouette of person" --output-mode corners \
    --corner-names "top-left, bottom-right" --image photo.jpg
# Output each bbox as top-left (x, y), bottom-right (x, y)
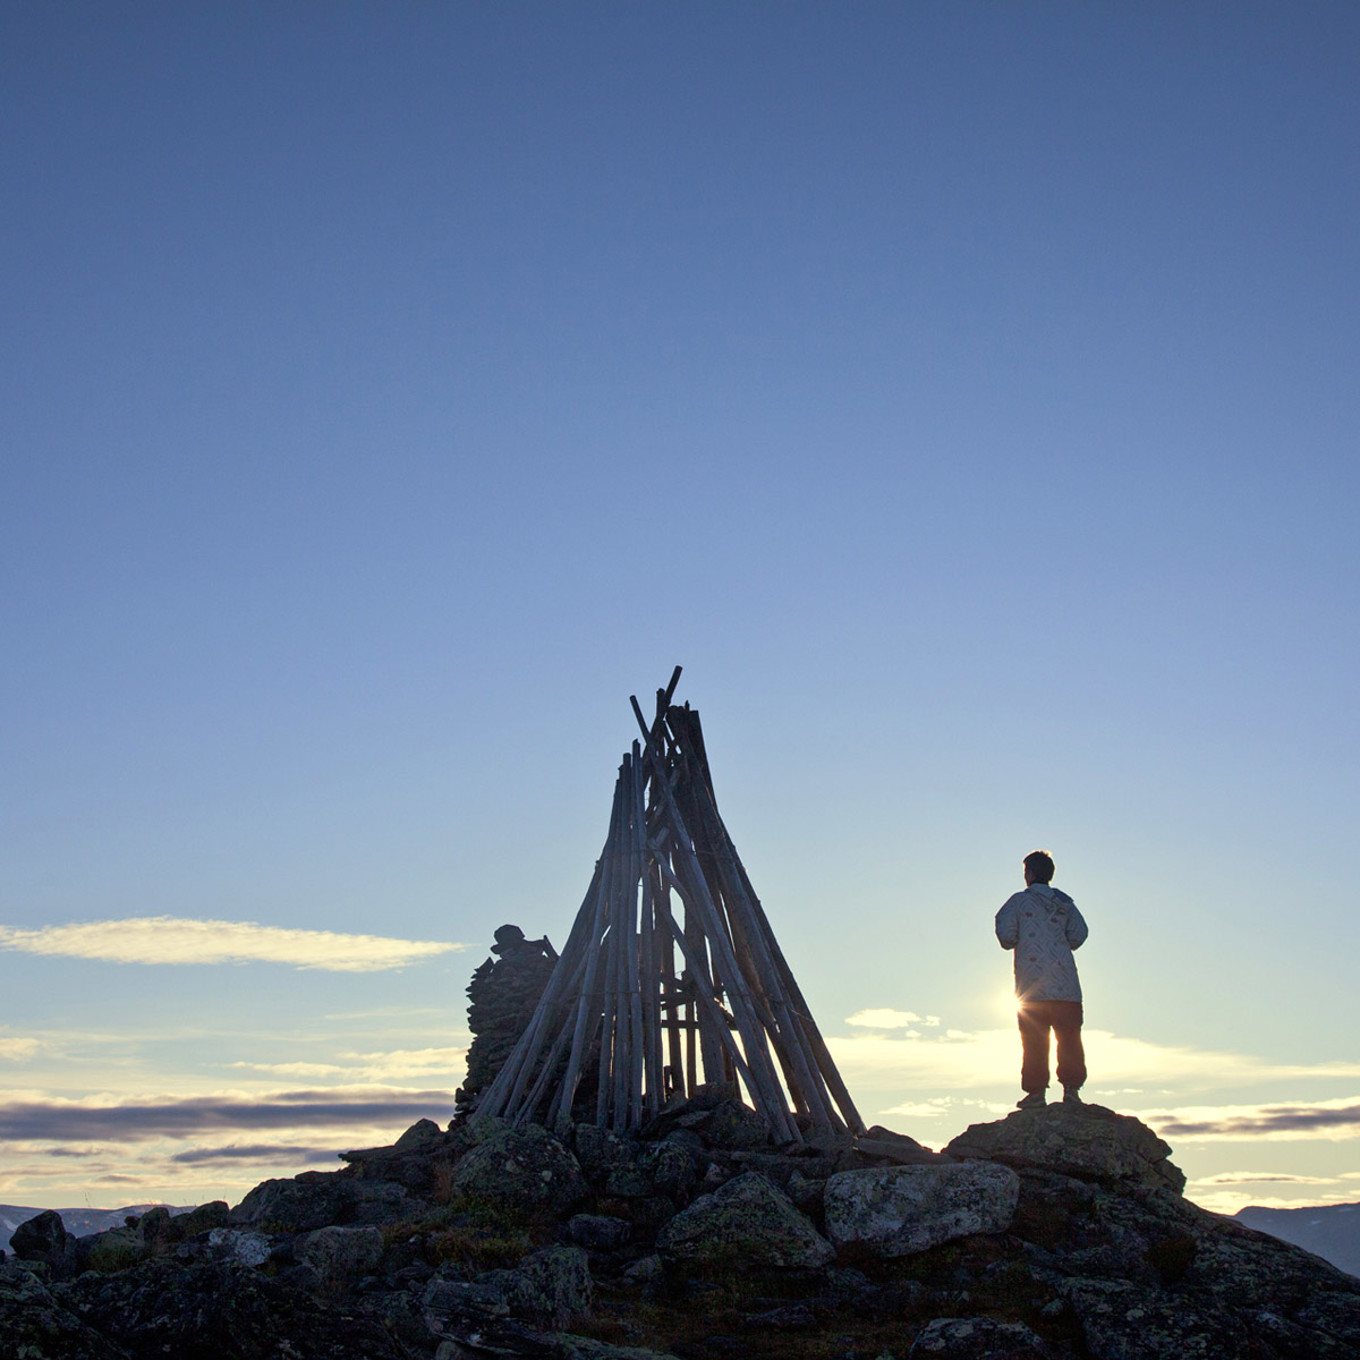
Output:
top-left (995, 850), bottom-right (1088, 1109)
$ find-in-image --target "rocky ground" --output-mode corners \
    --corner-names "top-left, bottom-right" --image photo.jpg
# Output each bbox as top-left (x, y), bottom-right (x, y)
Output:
top-left (3, 1090), bottom-right (1358, 1359)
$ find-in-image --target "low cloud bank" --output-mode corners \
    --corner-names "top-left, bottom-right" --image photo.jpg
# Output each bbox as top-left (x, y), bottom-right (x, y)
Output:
top-left (1150, 1098), bottom-right (1360, 1141)
top-left (0, 1088), bottom-right (455, 1142)
top-left (170, 1143), bottom-right (343, 1165)
top-left (0, 918), bottom-right (466, 972)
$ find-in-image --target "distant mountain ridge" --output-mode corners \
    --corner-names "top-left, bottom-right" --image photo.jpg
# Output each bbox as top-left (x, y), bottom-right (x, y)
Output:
top-left (1235, 1201), bottom-right (1360, 1278)
top-left (1, 1203), bottom-right (192, 1252)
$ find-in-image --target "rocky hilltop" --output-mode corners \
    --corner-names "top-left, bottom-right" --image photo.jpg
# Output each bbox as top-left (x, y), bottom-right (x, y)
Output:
top-left (3, 1093), bottom-right (1358, 1359)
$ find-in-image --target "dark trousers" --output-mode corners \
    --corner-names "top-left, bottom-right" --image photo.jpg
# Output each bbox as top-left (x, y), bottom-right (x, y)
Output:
top-left (1018, 999), bottom-right (1085, 1093)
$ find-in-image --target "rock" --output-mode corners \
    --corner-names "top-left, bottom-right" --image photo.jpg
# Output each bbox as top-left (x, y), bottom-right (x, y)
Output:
top-left (341, 1119), bottom-right (463, 1198)
top-left (10, 1209), bottom-right (81, 1279)
top-left (699, 1099), bottom-right (773, 1151)
top-left (0, 1255), bottom-right (125, 1358)
top-left (396, 1117), bottom-right (444, 1150)
top-left (458, 925), bottom-right (558, 1109)
top-left (623, 1253), bottom-right (664, 1283)
top-left (556, 1337), bottom-right (681, 1360)
top-left (823, 1162), bottom-right (1020, 1257)
top-left (1060, 1276), bottom-right (1261, 1359)
top-left (230, 1169), bottom-right (411, 1231)
top-left (230, 1170), bottom-right (355, 1231)
top-left (786, 1168), bottom-right (825, 1216)
top-left (206, 1227), bottom-right (274, 1267)
top-left (449, 1123), bottom-right (589, 1216)
top-left (656, 1170), bottom-right (834, 1269)
top-left (61, 1257), bottom-right (406, 1357)
top-left (645, 1140), bottom-right (698, 1199)
top-left (907, 1316), bottom-right (1050, 1358)
top-left (180, 1200), bottom-right (232, 1232)
top-left (568, 1214), bottom-right (633, 1250)
top-left (855, 1125), bottom-right (944, 1167)
top-left (423, 1272), bottom-right (513, 1320)
top-left (944, 1104), bottom-right (1184, 1193)
top-left (296, 1224), bottom-right (385, 1280)
top-left (81, 1220), bottom-right (149, 1272)
top-left (572, 1123), bottom-right (642, 1183)
top-left (508, 1244), bottom-right (594, 1326)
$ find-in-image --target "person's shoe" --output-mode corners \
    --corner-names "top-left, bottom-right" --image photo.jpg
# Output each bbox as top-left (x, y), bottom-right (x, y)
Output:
top-left (1063, 1086), bottom-right (1084, 1105)
top-left (1016, 1091), bottom-right (1046, 1110)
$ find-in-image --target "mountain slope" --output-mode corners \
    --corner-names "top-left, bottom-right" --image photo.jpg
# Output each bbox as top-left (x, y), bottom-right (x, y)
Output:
top-left (1236, 1201), bottom-right (1360, 1279)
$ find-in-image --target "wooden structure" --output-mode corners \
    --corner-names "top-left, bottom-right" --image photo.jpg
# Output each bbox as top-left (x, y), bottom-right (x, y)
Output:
top-left (472, 668), bottom-right (863, 1143)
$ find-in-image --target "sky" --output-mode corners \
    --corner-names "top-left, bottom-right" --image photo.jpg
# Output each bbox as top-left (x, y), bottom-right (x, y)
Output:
top-left (2, 2), bottom-right (1357, 1218)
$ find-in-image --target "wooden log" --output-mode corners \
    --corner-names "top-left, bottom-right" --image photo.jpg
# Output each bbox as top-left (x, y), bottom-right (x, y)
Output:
top-left (650, 845), bottom-right (797, 1142)
top-left (627, 749), bottom-right (649, 1126)
top-left (661, 910), bottom-right (762, 1099)
top-left (730, 850), bottom-right (865, 1133)
top-left (687, 777), bottom-right (838, 1130)
top-left (551, 775), bottom-right (627, 1128)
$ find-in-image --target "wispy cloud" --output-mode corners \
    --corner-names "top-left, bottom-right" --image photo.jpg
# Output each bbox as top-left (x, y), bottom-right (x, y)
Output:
top-left (0, 1087), bottom-right (455, 1142)
top-left (0, 1036), bottom-right (40, 1061)
top-left (846, 1009), bottom-right (941, 1029)
top-left (0, 917), bottom-right (466, 972)
top-left (231, 1046), bottom-right (467, 1081)
top-left (170, 1143), bottom-right (342, 1166)
top-left (1144, 1097), bottom-right (1360, 1142)
top-left (1192, 1171), bottom-right (1340, 1187)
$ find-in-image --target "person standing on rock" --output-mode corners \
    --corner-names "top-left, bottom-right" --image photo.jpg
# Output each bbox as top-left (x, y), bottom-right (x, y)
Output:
top-left (995, 850), bottom-right (1089, 1110)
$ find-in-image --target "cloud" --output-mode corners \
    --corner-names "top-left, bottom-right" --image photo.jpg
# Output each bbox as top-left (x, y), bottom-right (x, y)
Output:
top-left (0, 1036), bottom-right (40, 1061)
top-left (846, 1009), bottom-right (941, 1029)
top-left (1191, 1172), bottom-right (1340, 1187)
top-left (1144, 1097), bottom-right (1360, 1142)
top-left (0, 917), bottom-right (466, 972)
top-left (0, 1087), bottom-right (455, 1142)
top-left (170, 1144), bottom-right (341, 1166)
top-left (231, 1046), bottom-right (467, 1081)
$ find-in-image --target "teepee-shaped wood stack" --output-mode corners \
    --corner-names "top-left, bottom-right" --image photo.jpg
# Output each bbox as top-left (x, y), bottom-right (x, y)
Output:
top-left (472, 669), bottom-right (863, 1143)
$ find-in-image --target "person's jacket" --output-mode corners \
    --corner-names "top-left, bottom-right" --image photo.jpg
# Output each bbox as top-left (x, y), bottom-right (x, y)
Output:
top-left (995, 883), bottom-right (1088, 1002)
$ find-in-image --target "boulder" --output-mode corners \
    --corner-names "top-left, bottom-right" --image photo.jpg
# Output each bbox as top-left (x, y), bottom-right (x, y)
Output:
top-left (568, 1214), bottom-right (633, 1250)
top-left (0, 1256), bottom-right (126, 1357)
top-left (62, 1257), bottom-right (405, 1357)
top-left (944, 1103), bottom-right (1184, 1193)
top-left (823, 1162), bottom-right (1020, 1257)
top-left (555, 1338), bottom-right (681, 1360)
top-left (656, 1170), bottom-right (834, 1269)
top-left (697, 1099), bottom-right (773, 1151)
top-left (855, 1125), bottom-right (944, 1167)
top-left (908, 1316), bottom-right (1050, 1358)
top-left (1060, 1276), bottom-right (1266, 1359)
top-left (572, 1124), bottom-right (639, 1183)
top-left (230, 1170), bottom-right (356, 1231)
top-left (423, 1272), bottom-right (513, 1321)
top-left (341, 1118), bottom-right (461, 1196)
top-left (230, 1169), bottom-right (411, 1231)
top-left (10, 1209), bottom-right (81, 1279)
top-left (508, 1244), bottom-right (594, 1326)
top-left (296, 1224), bottom-right (384, 1281)
top-left (449, 1123), bottom-right (589, 1216)
top-left (645, 1139), bottom-right (699, 1199)
top-left (206, 1227), bottom-right (273, 1267)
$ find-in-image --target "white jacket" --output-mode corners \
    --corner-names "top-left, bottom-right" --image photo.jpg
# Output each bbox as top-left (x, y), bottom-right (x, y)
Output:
top-left (995, 883), bottom-right (1088, 1003)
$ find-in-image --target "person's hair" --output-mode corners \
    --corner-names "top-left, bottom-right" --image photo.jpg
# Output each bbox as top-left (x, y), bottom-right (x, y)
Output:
top-left (1023, 850), bottom-right (1055, 883)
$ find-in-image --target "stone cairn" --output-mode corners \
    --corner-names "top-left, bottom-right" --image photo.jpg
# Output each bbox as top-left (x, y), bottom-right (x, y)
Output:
top-left (456, 926), bottom-right (559, 1112)
top-left (472, 668), bottom-right (864, 1142)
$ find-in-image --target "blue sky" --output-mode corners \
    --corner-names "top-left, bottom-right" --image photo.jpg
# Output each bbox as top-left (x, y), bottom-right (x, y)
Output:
top-left (2, 2), bottom-right (1357, 1215)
